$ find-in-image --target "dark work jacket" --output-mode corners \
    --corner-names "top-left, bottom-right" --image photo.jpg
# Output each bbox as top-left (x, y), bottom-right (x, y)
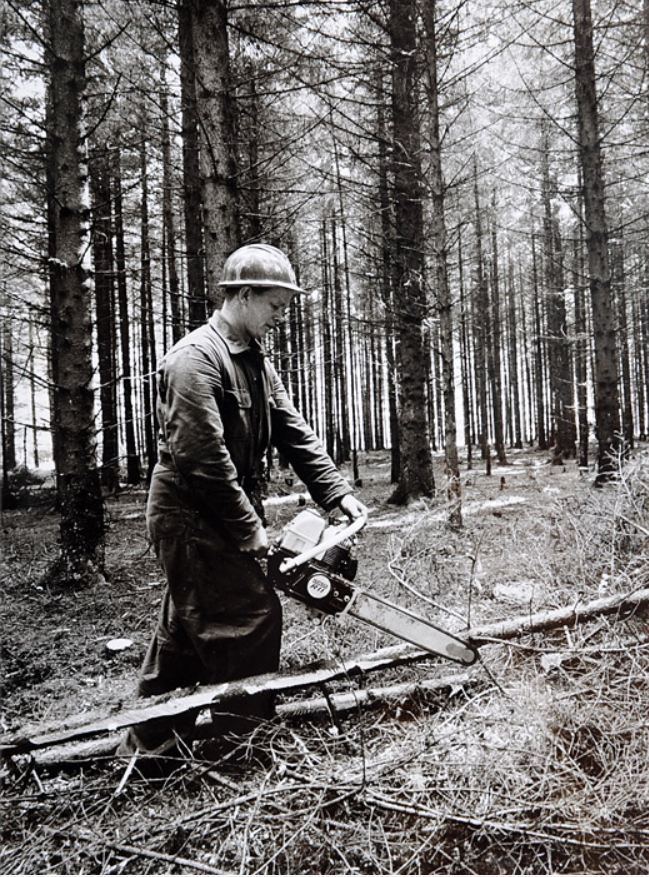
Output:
top-left (154, 311), bottom-right (351, 545)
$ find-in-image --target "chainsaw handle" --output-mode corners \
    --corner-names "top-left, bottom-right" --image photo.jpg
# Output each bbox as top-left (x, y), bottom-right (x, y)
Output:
top-left (278, 511), bottom-right (367, 574)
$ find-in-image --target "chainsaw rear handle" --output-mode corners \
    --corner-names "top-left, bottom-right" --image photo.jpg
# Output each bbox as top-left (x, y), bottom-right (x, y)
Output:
top-left (278, 511), bottom-right (367, 574)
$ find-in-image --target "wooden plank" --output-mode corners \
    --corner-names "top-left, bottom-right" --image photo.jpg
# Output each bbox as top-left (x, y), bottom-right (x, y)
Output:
top-left (3, 586), bottom-right (649, 757)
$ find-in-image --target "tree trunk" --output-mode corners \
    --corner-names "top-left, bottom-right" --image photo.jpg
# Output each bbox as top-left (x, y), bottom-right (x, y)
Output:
top-left (364, 311), bottom-right (375, 451)
top-left (178, 0), bottom-right (207, 330)
top-left (489, 193), bottom-right (507, 464)
top-left (330, 216), bottom-right (350, 461)
top-left (632, 259), bottom-right (646, 440)
top-left (531, 232), bottom-right (548, 450)
top-left (89, 144), bottom-right (120, 493)
top-left (473, 161), bottom-right (491, 474)
top-left (554, 216), bottom-right (578, 457)
top-left (333, 133), bottom-right (359, 482)
top-left (9, 586), bottom-right (649, 757)
top-left (242, 72), bottom-right (263, 242)
top-left (139, 129), bottom-right (157, 481)
top-left (573, 213), bottom-right (590, 469)
top-left (303, 294), bottom-right (316, 430)
top-left (1, 312), bottom-right (16, 472)
top-left (376, 72), bottom-right (400, 482)
top-left (189, 0), bottom-right (238, 305)
top-left (610, 239), bottom-right (634, 448)
top-left (160, 67), bottom-right (183, 345)
top-left (519, 271), bottom-right (534, 445)
top-left (458, 226), bottom-right (473, 466)
top-left (320, 219), bottom-right (337, 461)
top-left (423, 0), bottom-right (460, 526)
top-left (112, 147), bottom-right (140, 485)
top-left (541, 134), bottom-right (575, 463)
top-left (641, 256), bottom-right (649, 439)
top-left (374, 316), bottom-right (385, 451)
top-left (45, 0), bottom-right (104, 581)
top-left (507, 259), bottom-right (523, 449)
top-left (0, 322), bottom-right (16, 508)
top-left (29, 315), bottom-right (40, 468)
top-left (290, 294), bottom-right (304, 412)
top-left (572, 0), bottom-right (621, 481)
top-left (388, 0), bottom-right (434, 504)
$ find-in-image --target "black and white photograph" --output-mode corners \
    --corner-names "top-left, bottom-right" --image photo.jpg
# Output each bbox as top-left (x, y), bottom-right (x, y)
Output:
top-left (1, 0), bottom-right (649, 873)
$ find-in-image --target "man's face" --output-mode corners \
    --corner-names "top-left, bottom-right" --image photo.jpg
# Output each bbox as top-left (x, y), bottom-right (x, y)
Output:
top-left (240, 286), bottom-right (293, 340)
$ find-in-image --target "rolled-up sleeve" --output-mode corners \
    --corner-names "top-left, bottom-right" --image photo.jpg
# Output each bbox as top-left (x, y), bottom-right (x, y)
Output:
top-left (162, 346), bottom-right (261, 542)
top-left (266, 361), bottom-right (352, 511)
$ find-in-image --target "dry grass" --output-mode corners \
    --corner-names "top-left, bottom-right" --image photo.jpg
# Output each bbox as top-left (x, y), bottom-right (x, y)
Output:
top-left (2, 447), bottom-right (649, 874)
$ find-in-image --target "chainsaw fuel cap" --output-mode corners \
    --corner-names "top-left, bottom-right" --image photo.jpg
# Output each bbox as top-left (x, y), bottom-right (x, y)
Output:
top-left (306, 574), bottom-right (332, 600)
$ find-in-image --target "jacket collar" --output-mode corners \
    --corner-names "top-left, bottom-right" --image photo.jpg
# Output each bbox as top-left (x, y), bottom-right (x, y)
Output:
top-left (209, 310), bottom-right (266, 356)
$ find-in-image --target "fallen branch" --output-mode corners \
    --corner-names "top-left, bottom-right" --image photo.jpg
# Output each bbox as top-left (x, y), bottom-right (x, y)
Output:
top-left (469, 585), bottom-right (649, 645)
top-left (43, 826), bottom-right (224, 875)
top-left (276, 670), bottom-right (475, 719)
top-left (363, 791), bottom-right (644, 851)
top-left (2, 586), bottom-right (648, 757)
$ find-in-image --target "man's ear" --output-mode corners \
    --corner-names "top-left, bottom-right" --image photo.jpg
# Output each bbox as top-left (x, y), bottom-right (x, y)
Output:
top-left (237, 285), bottom-right (252, 305)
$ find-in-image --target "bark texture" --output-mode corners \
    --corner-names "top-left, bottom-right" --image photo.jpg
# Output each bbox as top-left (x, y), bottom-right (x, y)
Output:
top-left (1, 314), bottom-right (16, 472)
top-left (139, 128), bottom-right (157, 480)
top-left (541, 132), bottom-right (575, 462)
top-left (112, 147), bottom-right (140, 485)
top-left (572, 0), bottom-right (621, 479)
top-left (189, 0), bottom-right (239, 305)
top-left (423, 0), bottom-right (461, 526)
top-left (45, 0), bottom-right (104, 580)
top-left (488, 195), bottom-right (507, 464)
top-left (160, 69), bottom-right (182, 345)
top-left (89, 144), bottom-right (119, 492)
top-left (388, 0), bottom-right (434, 503)
top-left (473, 161), bottom-right (491, 473)
top-left (178, 0), bottom-right (207, 329)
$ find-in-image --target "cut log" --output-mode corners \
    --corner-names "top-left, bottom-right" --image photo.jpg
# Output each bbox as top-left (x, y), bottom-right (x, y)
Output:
top-left (2, 586), bottom-right (648, 757)
top-left (0, 643), bottom-right (436, 757)
top-left (21, 671), bottom-right (478, 767)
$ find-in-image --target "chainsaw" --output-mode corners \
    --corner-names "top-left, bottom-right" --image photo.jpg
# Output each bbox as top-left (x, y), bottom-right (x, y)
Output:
top-left (267, 509), bottom-right (477, 666)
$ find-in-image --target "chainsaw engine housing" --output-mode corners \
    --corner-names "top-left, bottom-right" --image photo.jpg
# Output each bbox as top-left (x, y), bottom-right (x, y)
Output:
top-left (267, 510), bottom-right (358, 614)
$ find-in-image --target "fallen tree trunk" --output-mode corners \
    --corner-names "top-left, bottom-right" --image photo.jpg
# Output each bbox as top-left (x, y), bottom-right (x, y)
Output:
top-left (2, 586), bottom-right (648, 757)
top-left (0, 643), bottom-right (438, 757)
top-left (21, 671), bottom-right (478, 767)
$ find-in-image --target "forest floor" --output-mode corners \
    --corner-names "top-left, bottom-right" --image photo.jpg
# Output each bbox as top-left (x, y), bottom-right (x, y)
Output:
top-left (1, 445), bottom-right (649, 875)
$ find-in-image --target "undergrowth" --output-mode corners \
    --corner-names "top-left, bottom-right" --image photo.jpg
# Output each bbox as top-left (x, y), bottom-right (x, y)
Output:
top-left (1, 448), bottom-right (649, 874)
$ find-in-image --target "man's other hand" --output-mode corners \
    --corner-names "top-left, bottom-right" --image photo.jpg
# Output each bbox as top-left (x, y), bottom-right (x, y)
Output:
top-left (239, 528), bottom-right (269, 557)
top-left (338, 494), bottom-right (367, 521)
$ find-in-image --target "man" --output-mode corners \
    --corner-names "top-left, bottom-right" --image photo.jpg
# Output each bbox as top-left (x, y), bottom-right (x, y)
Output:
top-left (119, 243), bottom-right (365, 761)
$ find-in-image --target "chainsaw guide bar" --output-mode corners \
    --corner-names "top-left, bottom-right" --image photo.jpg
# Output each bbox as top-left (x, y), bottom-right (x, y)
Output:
top-left (268, 510), bottom-right (478, 667)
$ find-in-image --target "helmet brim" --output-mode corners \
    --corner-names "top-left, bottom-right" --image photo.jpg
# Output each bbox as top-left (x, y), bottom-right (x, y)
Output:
top-left (217, 279), bottom-right (307, 294)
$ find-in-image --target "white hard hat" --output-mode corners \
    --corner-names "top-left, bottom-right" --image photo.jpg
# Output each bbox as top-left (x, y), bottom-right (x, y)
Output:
top-left (218, 244), bottom-right (305, 293)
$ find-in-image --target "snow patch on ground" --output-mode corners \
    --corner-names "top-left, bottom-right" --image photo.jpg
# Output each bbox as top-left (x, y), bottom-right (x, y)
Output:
top-left (265, 492), bottom-right (308, 507)
top-left (366, 495), bottom-right (528, 530)
top-left (493, 581), bottom-right (542, 605)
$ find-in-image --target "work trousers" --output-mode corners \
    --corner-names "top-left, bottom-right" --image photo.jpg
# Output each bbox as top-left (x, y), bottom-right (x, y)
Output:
top-left (121, 465), bottom-right (282, 756)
